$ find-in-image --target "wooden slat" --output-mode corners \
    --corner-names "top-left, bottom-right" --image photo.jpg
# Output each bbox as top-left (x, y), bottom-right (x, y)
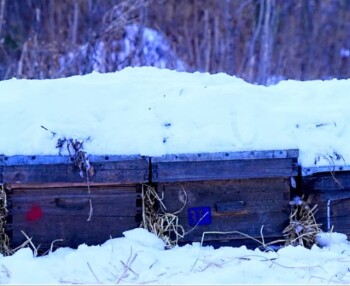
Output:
top-left (159, 178), bottom-right (290, 215)
top-left (328, 198), bottom-right (350, 234)
top-left (6, 182), bottom-right (139, 189)
top-left (305, 198), bottom-right (350, 234)
top-left (152, 149), bottom-right (299, 162)
top-left (303, 171), bottom-right (350, 193)
top-left (302, 165), bottom-right (350, 176)
top-left (0, 154), bottom-right (148, 166)
top-left (7, 186), bottom-right (140, 217)
top-left (153, 157), bottom-right (297, 182)
top-left (3, 159), bottom-right (149, 184)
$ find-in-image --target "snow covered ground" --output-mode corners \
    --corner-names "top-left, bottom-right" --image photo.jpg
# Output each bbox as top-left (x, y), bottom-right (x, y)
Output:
top-left (0, 229), bottom-right (350, 284)
top-left (1, 67), bottom-right (350, 284)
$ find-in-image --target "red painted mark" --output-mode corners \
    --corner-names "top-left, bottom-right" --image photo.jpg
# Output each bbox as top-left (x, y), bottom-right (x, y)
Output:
top-left (26, 204), bottom-right (43, 222)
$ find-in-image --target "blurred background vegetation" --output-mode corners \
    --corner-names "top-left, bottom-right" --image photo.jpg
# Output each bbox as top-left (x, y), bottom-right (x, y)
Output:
top-left (0, 0), bottom-right (349, 84)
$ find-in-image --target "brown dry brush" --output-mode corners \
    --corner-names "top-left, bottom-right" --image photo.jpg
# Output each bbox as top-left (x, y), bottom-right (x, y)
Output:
top-left (0, 0), bottom-right (349, 83)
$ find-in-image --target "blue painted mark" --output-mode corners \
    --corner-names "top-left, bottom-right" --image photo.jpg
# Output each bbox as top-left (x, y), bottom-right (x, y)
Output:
top-left (187, 206), bottom-right (211, 226)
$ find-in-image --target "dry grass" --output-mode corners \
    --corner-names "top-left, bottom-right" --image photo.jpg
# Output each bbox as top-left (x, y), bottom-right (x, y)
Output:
top-left (199, 197), bottom-right (322, 251)
top-left (140, 184), bottom-right (186, 249)
top-left (0, 184), bottom-right (12, 256)
top-left (200, 225), bottom-right (286, 252)
top-left (283, 198), bottom-right (322, 248)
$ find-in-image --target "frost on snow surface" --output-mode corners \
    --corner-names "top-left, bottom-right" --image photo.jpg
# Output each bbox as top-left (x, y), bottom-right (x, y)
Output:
top-left (1, 67), bottom-right (350, 284)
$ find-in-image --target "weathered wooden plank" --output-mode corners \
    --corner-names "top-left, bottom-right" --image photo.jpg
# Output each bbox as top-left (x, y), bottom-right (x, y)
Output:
top-left (6, 182), bottom-right (138, 189)
top-left (152, 158), bottom-right (298, 182)
top-left (301, 165), bottom-right (350, 176)
top-left (7, 215), bottom-right (139, 251)
top-left (7, 186), bottom-right (140, 217)
top-left (0, 154), bottom-right (148, 166)
top-left (327, 198), bottom-right (350, 234)
top-left (158, 178), bottom-right (290, 217)
top-left (6, 185), bottom-right (142, 252)
top-left (304, 198), bottom-right (350, 234)
top-left (303, 171), bottom-right (350, 192)
top-left (155, 178), bottom-right (290, 242)
top-left (152, 149), bottom-right (299, 162)
top-left (3, 159), bottom-right (149, 184)
top-left (215, 201), bottom-right (245, 212)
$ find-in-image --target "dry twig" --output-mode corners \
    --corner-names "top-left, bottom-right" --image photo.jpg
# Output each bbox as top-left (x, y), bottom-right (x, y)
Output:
top-left (87, 261), bottom-right (102, 284)
top-left (115, 248), bottom-right (139, 284)
top-left (18, 231), bottom-right (38, 257)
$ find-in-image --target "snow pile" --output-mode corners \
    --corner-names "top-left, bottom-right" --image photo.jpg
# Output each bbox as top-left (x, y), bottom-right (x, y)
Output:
top-left (0, 229), bottom-right (349, 284)
top-left (316, 232), bottom-right (348, 248)
top-left (1, 66), bottom-right (350, 170)
top-left (1, 67), bottom-right (350, 284)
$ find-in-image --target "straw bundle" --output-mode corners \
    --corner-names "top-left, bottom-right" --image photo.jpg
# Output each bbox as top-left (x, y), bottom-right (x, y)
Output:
top-left (283, 196), bottom-right (322, 248)
top-left (140, 184), bottom-right (186, 249)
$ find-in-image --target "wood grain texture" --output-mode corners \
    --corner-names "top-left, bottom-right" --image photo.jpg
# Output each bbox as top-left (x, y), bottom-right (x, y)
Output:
top-left (6, 186), bottom-right (141, 251)
top-left (1, 150), bottom-right (300, 249)
top-left (3, 158), bottom-right (149, 184)
top-left (181, 211), bottom-right (289, 243)
top-left (152, 158), bottom-right (298, 182)
top-left (152, 149), bottom-right (299, 162)
top-left (158, 178), bottom-right (290, 242)
top-left (7, 186), bottom-right (140, 216)
top-left (0, 154), bottom-right (148, 166)
top-left (302, 171), bottom-right (350, 235)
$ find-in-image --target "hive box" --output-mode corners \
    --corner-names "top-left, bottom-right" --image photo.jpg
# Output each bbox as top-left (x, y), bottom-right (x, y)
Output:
top-left (151, 149), bottom-right (299, 246)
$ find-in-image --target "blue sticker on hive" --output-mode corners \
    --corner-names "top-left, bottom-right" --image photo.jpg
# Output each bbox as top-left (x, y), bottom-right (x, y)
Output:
top-left (187, 206), bottom-right (211, 226)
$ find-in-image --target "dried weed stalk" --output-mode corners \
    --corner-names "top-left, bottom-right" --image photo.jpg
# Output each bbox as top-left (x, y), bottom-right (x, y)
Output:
top-left (283, 197), bottom-right (322, 248)
top-left (200, 225), bottom-right (286, 252)
top-left (56, 136), bottom-right (94, 221)
top-left (140, 184), bottom-right (186, 249)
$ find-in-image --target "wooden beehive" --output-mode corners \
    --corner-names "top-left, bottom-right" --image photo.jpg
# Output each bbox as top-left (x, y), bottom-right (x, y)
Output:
top-left (0, 149), bottom-right (301, 252)
top-left (302, 166), bottom-right (350, 237)
top-left (151, 149), bottom-right (299, 246)
top-left (1, 154), bottom-right (149, 252)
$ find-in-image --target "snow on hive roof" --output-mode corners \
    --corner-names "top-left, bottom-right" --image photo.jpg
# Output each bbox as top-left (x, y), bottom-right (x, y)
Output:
top-left (0, 66), bottom-right (349, 169)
